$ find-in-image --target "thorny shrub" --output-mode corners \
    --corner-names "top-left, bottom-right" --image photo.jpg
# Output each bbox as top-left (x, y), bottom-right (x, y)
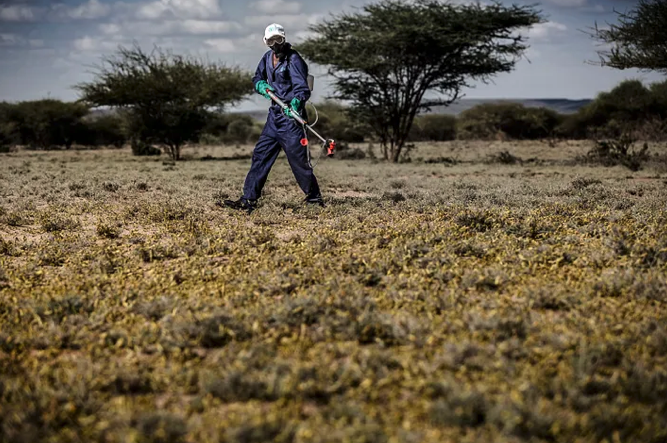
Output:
top-left (584, 134), bottom-right (651, 171)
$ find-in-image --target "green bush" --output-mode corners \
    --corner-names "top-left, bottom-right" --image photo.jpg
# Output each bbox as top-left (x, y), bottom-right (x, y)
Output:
top-left (597, 80), bottom-right (654, 120)
top-left (0, 122), bottom-right (16, 153)
top-left (201, 113), bottom-right (258, 145)
top-left (131, 139), bottom-right (161, 156)
top-left (202, 112), bottom-right (228, 138)
top-left (198, 133), bottom-right (223, 146)
top-left (650, 79), bottom-right (667, 117)
top-left (3, 99), bottom-right (89, 149)
top-left (583, 135), bottom-right (650, 171)
top-left (0, 101), bottom-right (126, 150)
top-left (409, 114), bottom-right (457, 141)
top-left (249, 123), bottom-right (263, 142)
top-left (0, 103), bottom-right (19, 149)
top-left (457, 103), bottom-right (562, 140)
top-left (556, 112), bottom-right (592, 139)
top-left (78, 113), bottom-right (127, 148)
top-left (559, 80), bottom-right (667, 140)
top-left (226, 117), bottom-right (254, 144)
top-left (335, 143), bottom-right (367, 160)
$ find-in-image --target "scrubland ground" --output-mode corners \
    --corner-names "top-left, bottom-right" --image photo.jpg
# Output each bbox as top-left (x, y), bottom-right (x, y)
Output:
top-left (1, 140), bottom-right (667, 443)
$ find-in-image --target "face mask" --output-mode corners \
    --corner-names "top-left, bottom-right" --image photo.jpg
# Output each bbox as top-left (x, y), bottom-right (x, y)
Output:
top-left (272, 43), bottom-right (286, 57)
top-left (268, 37), bottom-right (286, 56)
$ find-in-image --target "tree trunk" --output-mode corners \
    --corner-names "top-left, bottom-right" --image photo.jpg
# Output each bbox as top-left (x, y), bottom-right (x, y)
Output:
top-left (380, 135), bottom-right (389, 160)
top-left (389, 129), bottom-right (405, 163)
top-left (168, 144), bottom-right (181, 161)
top-left (391, 138), bottom-right (406, 163)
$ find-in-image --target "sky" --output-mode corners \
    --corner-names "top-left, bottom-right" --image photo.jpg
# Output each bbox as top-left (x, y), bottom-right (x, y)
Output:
top-left (0, 0), bottom-right (664, 111)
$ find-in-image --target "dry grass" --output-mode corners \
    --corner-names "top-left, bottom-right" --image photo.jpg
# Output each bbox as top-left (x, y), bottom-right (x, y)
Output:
top-left (1, 140), bottom-right (667, 443)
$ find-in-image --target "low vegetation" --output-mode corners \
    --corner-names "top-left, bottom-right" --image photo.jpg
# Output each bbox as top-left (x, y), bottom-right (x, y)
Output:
top-left (3, 79), bottom-right (667, 165)
top-left (1, 141), bottom-right (666, 442)
top-left (2, 1), bottom-right (665, 439)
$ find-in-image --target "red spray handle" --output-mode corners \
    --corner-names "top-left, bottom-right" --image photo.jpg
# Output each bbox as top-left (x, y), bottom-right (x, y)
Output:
top-left (327, 139), bottom-right (335, 157)
top-left (301, 138), bottom-right (335, 158)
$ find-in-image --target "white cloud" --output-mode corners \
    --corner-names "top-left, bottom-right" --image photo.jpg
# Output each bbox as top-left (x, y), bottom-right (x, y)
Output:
top-left (53, 57), bottom-right (78, 70)
top-left (1, 1), bottom-right (116, 23)
top-left (136, 0), bottom-right (223, 20)
top-left (0, 33), bottom-right (44, 48)
top-left (99, 23), bottom-right (122, 35)
top-left (136, 1), bottom-right (169, 19)
top-left (73, 36), bottom-right (97, 51)
top-left (99, 20), bottom-right (242, 36)
top-left (67, 0), bottom-right (111, 20)
top-left (244, 14), bottom-right (322, 32)
top-left (181, 20), bottom-right (242, 34)
top-left (73, 36), bottom-right (119, 52)
top-left (527, 22), bottom-right (568, 41)
top-left (525, 47), bottom-right (542, 59)
top-left (204, 38), bottom-right (236, 53)
top-left (0, 33), bottom-right (23, 47)
top-left (249, 0), bottom-right (301, 15)
top-left (204, 34), bottom-right (264, 54)
top-left (0, 5), bottom-right (37, 22)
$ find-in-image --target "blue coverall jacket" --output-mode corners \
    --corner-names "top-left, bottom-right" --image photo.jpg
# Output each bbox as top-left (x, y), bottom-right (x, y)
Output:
top-left (242, 43), bottom-right (322, 203)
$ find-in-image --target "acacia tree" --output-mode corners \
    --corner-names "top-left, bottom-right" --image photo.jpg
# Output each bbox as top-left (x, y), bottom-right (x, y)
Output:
top-left (591, 0), bottom-right (667, 74)
top-left (298, 0), bottom-right (544, 162)
top-left (75, 44), bottom-right (253, 160)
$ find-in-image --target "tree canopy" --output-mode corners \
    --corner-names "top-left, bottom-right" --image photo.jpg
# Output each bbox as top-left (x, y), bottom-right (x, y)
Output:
top-left (75, 44), bottom-right (253, 160)
top-left (298, 0), bottom-right (544, 162)
top-left (591, 0), bottom-right (667, 74)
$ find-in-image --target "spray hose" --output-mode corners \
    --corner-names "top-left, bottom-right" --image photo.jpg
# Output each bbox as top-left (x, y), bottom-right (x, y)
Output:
top-left (266, 90), bottom-right (336, 162)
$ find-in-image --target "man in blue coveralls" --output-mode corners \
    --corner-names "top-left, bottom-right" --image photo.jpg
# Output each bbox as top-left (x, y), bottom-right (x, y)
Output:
top-left (223, 23), bottom-right (323, 213)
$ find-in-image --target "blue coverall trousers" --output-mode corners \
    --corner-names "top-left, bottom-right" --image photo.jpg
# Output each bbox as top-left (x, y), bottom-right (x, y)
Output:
top-left (242, 106), bottom-right (322, 202)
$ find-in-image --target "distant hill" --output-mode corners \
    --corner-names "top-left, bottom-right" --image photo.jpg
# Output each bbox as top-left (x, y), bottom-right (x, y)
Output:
top-left (427, 98), bottom-right (593, 115)
top-left (237, 98), bottom-right (592, 122)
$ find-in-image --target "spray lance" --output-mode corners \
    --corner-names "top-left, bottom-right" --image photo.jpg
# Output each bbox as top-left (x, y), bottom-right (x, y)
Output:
top-left (264, 88), bottom-right (336, 159)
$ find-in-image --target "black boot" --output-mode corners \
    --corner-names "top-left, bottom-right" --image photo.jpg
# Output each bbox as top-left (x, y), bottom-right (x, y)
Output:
top-left (305, 197), bottom-right (325, 208)
top-left (222, 198), bottom-right (257, 213)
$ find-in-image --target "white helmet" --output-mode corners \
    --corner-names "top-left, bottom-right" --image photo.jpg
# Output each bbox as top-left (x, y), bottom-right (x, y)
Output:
top-left (263, 23), bottom-right (286, 46)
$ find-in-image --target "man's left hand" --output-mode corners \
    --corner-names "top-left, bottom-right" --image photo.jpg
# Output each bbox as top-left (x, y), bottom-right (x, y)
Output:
top-left (284, 98), bottom-right (302, 119)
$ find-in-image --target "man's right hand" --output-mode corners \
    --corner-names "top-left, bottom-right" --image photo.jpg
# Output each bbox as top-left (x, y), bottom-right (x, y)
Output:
top-left (255, 80), bottom-right (274, 100)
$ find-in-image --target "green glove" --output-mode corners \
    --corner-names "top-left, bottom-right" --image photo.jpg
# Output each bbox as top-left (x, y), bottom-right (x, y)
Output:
top-left (255, 80), bottom-right (274, 100)
top-left (283, 97), bottom-right (302, 118)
